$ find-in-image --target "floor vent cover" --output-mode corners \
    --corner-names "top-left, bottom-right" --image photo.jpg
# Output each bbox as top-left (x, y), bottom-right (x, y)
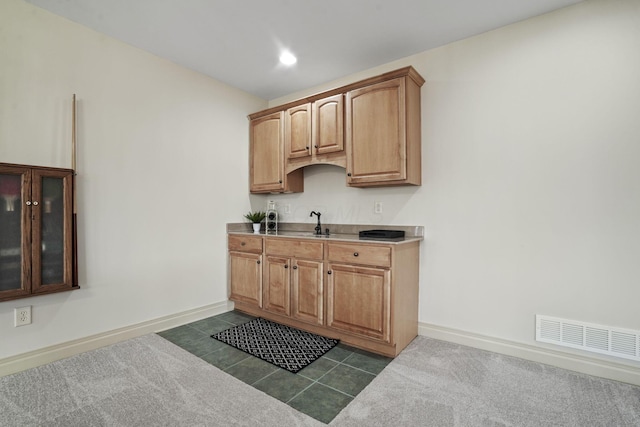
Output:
top-left (536, 315), bottom-right (640, 362)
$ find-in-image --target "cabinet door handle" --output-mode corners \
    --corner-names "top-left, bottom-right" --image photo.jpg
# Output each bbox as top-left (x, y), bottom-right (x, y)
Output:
top-left (25, 201), bottom-right (32, 206)
top-left (257, 260), bottom-right (261, 265)
top-left (279, 180), bottom-right (283, 184)
top-left (327, 271), bottom-right (332, 275)
top-left (284, 265), bottom-right (288, 269)
top-left (241, 242), bottom-right (246, 246)
top-left (292, 265), bottom-right (297, 270)
top-left (314, 145), bottom-right (318, 148)
top-left (306, 146), bottom-right (309, 149)
top-left (33, 201), bottom-right (39, 206)
top-left (353, 252), bottom-right (359, 257)
top-left (347, 173), bottom-right (352, 177)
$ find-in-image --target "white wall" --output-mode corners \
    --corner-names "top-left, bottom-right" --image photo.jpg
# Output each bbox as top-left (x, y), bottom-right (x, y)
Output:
top-left (263, 0), bottom-right (640, 366)
top-left (0, 0), bottom-right (265, 358)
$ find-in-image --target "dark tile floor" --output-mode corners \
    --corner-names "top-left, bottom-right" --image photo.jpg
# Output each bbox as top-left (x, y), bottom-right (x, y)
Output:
top-left (157, 310), bottom-right (392, 424)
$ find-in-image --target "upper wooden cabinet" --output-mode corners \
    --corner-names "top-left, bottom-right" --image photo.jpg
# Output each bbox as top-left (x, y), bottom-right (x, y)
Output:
top-left (250, 111), bottom-right (303, 194)
top-left (0, 163), bottom-right (77, 302)
top-left (248, 66), bottom-right (424, 192)
top-left (313, 94), bottom-right (344, 156)
top-left (284, 94), bottom-right (346, 174)
top-left (346, 73), bottom-right (423, 187)
top-left (285, 103), bottom-right (312, 159)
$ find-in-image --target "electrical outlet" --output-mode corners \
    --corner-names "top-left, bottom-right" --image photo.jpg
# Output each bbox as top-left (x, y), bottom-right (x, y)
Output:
top-left (14, 306), bottom-right (31, 327)
top-left (374, 201), bottom-right (383, 214)
top-left (283, 204), bottom-right (291, 214)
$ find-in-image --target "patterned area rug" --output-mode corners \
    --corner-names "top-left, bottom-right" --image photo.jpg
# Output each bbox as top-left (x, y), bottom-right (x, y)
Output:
top-left (211, 318), bottom-right (339, 373)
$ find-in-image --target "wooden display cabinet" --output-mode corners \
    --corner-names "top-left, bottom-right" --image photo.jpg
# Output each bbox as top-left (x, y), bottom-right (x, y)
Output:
top-left (0, 163), bottom-right (77, 302)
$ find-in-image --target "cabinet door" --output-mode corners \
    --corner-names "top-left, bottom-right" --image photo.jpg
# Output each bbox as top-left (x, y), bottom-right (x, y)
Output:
top-left (291, 259), bottom-right (324, 325)
top-left (263, 256), bottom-right (291, 316)
top-left (346, 78), bottom-right (406, 184)
top-left (31, 169), bottom-right (74, 294)
top-left (327, 263), bottom-right (391, 342)
top-left (0, 165), bottom-right (32, 299)
top-left (229, 251), bottom-right (262, 307)
top-left (313, 94), bottom-right (344, 155)
top-left (285, 104), bottom-right (312, 159)
top-left (250, 111), bottom-right (285, 192)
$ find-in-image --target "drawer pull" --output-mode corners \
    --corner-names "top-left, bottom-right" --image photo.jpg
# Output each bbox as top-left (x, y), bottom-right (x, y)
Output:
top-left (353, 252), bottom-right (359, 257)
top-left (241, 242), bottom-right (246, 246)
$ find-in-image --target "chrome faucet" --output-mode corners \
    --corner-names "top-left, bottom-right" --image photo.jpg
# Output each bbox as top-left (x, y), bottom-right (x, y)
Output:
top-left (310, 211), bottom-right (322, 235)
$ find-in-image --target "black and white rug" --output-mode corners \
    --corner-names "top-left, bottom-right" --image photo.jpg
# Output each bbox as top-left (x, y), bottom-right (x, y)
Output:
top-left (211, 318), bottom-right (339, 373)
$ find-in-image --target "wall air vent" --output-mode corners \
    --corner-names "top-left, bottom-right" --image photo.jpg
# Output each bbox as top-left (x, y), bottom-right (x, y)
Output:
top-left (536, 315), bottom-right (640, 362)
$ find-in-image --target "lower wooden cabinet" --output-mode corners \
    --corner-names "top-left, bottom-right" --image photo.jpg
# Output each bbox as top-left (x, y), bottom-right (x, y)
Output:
top-left (228, 233), bottom-right (420, 357)
top-left (263, 238), bottom-right (324, 325)
top-left (291, 259), bottom-right (324, 326)
top-left (228, 235), bottom-right (263, 308)
top-left (326, 263), bottom-right (390, 342)
top-left (263, 256), bottom-right (291, 316)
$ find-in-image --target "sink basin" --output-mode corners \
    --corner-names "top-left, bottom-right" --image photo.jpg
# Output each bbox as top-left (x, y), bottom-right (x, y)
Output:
top-left (277, 231), bottom-right (331, 238)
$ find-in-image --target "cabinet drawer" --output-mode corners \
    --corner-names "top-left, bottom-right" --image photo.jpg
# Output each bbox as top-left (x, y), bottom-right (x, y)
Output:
top-left (327, 243), bottom-right (391, 268)
top-left (228, 235), bottom-right (263, 253)
top-left (265, 238), bottom-right (323, 259)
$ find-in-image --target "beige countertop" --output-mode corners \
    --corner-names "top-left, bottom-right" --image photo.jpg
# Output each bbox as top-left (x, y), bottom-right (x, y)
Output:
top-left (227, 223), bottom-right (424, 245)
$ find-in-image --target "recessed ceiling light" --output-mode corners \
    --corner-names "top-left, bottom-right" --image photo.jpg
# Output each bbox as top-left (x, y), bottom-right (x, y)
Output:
top-left (279, 51), bottom-right (297, 66)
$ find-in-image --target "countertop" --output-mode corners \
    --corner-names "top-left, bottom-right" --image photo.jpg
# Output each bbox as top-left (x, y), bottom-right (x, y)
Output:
top-left (227, 223), bottom-right (424, 245)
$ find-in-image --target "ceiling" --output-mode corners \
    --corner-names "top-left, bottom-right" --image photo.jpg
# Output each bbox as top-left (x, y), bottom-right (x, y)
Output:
top-left (25, 0), bottom-right (583, 100)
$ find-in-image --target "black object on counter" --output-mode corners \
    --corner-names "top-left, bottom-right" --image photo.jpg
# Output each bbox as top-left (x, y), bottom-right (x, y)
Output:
top-left (358, 229), bottom-right (405, 240)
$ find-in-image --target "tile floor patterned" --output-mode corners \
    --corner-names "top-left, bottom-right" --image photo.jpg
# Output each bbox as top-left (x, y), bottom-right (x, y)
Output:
top-left (157, 310), bottom-right (392, 424)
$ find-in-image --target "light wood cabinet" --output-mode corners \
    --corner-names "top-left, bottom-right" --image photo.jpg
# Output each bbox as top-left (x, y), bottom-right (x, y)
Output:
top-left (228, 235), bottom-right (263, 307)
top-left (0, 163), bottom-right (77, 302)
top-left (327, 263), bottom-right (390, 342)
top-left (285, 104), bottom-right (312, 159)
top-left (249, 111), bottom-right (303, 194)
top-left (263, 255), bottom-right (291, 315)
top-left (284, 94), bottom-right (346, 174)
top-left (346, 72), bottom-right (423, 187)
top-left (263, 238), bottom-right (324, 325)
top-left (291, 258), bottom-right (324, 326)
top-left (313, 94), bottom-right (344, 156)
top-left (326, 242), bottom-right (393, 342)
top-left (228, 232), bottom-right (420, 357)
top-left (248, 67), bottom-right (424, 192)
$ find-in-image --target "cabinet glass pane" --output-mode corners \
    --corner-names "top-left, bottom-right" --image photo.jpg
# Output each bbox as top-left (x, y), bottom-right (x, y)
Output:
top-left (41, 177), bottom-right (64, 285)
top-left (0, 174), bottom-right (23, 291)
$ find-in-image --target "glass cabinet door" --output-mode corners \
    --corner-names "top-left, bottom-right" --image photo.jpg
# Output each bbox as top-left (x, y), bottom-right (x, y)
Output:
top-left (0, 166), bottom-right (31, 298)
top-left (31, 169), bottom-right (73, 293)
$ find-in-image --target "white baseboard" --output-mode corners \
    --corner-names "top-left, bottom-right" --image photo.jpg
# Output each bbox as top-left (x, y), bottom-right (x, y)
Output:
top-left (419, 322), bottom-right (640, 386)
top-left (0, 300), bottom-right (233, 377)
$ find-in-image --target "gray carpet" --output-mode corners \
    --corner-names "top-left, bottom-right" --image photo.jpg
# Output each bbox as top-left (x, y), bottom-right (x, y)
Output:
top-left (0, 334), bottom-right (322, 427)
top-left (1, 334), bottom-right (639, 426)
top-left (331, 337), bottom-right (640, 426)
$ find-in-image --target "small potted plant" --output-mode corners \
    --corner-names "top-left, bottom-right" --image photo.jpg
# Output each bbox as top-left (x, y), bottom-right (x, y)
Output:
top-left (244, 211), bottom-right (266, 233)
